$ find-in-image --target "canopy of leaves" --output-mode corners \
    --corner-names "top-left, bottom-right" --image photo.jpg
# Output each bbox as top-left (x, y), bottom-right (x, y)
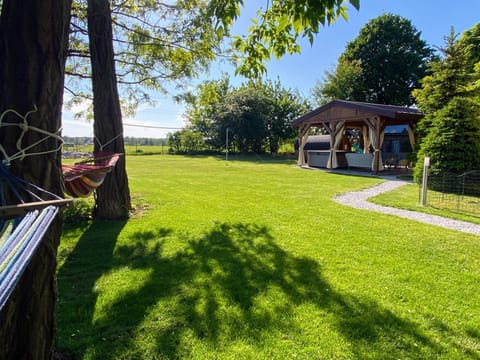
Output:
top-left (312, 58), bottom-right (362, 106)
top-left (66, 0), bottom-right (361, 116)
top-left (208, 0), bottom-right (360, 77)
top-left (314, 13), bottom-right (434, 106)
top-left (181, 78), bottom-right (311, 154)
top-left (457, 22), bottom-right (480, 68)
top-left (66, 0), bottom-right (226, 116)
top-left (414, 97), bottom-right (480, 178)
top-left (413, 24), bottom-right (480, 180)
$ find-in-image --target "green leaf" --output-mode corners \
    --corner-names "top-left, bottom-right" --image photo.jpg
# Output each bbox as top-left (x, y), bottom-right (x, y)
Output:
top-left (350, 0), bottom-right (360, 10)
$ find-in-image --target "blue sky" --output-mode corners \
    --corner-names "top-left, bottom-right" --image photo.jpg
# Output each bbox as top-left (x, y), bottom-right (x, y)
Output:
top-left (62, 0), bottom-right (480, 138)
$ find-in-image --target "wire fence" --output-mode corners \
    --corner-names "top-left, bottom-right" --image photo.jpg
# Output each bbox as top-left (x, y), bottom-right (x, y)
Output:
top-left (422, 170), bottom-right (480, 216)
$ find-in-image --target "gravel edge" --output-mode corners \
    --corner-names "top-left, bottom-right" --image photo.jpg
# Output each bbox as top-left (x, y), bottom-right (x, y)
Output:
top-left (333, 180), bottom-right (480, 236)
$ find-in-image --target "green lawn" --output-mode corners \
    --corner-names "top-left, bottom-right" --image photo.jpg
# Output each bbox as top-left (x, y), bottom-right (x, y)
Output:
top-left (371, 183), bottom-right (480, 225)
top-left (56, 155), bottom-right (480, 359)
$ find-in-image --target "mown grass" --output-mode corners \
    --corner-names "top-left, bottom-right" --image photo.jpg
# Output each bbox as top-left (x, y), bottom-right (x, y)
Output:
top-left (371, 183), bottom-right (480, 225)
top-left (57, 155), bottom-right (480, 359)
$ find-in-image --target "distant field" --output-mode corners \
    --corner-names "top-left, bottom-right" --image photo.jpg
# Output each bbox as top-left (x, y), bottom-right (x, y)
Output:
top-left (57, 155), bottom-right (480, 359)
top-left (63, 144), bottom-right (167, 155)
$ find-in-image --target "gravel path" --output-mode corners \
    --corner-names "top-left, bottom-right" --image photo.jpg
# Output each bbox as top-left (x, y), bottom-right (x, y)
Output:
top-left (334, 179), bottom-right (480, 236)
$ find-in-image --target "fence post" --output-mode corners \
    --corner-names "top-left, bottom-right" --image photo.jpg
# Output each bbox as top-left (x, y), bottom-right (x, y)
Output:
top-left (421, 156), bottom-right (430, 206)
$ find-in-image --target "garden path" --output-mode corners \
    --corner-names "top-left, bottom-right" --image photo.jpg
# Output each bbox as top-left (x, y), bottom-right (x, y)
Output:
top-left (333, 178), bottom-right (480, 236)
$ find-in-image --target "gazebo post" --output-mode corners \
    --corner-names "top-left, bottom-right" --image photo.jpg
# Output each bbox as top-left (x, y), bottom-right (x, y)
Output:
top-left (297, 124), bottom-right (309, 166)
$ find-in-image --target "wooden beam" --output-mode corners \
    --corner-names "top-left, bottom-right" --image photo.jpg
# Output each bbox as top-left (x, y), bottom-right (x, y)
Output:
top-left (0, 199), bottom-right (73, 219)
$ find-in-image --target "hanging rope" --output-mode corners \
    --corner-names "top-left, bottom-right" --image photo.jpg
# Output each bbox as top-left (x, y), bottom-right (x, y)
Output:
top-left (94, 133), bottom-right (123, 151)
top-left (0, 162), bottom-right (71, 218)
top-left (0, 108), bottom-right (72, 310)
top-left (0, 107), bottom-right (63, 164)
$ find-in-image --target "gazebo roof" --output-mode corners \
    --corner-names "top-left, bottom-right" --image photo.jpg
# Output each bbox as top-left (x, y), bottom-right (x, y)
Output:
top-left (292, 100), bottom-right (423, 128)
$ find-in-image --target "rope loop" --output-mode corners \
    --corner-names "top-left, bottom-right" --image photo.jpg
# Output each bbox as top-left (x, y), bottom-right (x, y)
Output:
top-left (95, 133), bottom-right (123, 151)
top-left (0, 106), bottom-right (63, 163)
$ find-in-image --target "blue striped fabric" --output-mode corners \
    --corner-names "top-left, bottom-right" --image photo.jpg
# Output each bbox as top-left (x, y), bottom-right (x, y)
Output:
top-left (0, 205), bottom-right (58, 310)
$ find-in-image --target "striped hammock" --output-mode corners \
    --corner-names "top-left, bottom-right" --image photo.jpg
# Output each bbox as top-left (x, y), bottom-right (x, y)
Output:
top-left (62, 152), bottom-right (121, 198)
top-left (0, 161), bottom-right (69, 310)
top-left (0, 206), bottom-right (58, 310)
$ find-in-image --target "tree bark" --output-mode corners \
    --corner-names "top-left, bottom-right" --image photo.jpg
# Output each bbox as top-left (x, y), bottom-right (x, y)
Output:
top-left (0, 1), bottom-right (72, 359)
top-left (88, 0), bottom-right (131, 220)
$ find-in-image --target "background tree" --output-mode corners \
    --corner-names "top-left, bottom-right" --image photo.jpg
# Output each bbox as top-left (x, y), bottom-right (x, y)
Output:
top-left (253, 79), bottom-right (311, 153)
top-left (313, 13), bottom-right (434, 106)
top-left (167, 129), bottom-right (205, 153)
top-left (184, 78), bottom-right (310, 154)
top-left (312, 58), bottom-right (362, 105)
top-left (413, 27), bottom-right (480, 180)
top-left (214, 87), bottom-right (270, 153)
top-left (181, 75), bottom-right (231, 150)
top-left (0, 0), bottom-right (72, 358)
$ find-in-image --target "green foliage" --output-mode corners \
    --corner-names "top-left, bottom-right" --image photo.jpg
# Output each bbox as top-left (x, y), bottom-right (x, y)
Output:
top-left (66, 0), bottom-right (226, 115)
top-left (312, 58), bottom-right (362, 106)
top-left (184, 77), bottom-right (311, 154)
top-left (413, 30), bottom-right (474, 118)
top-left (457, 22), bottom-right (480, 68)
top-left (222, 0), bottom-right (360, 77)
top-left (66, 0), bottom-right (363, 115)
top-left (314, 13), bottom-right (434, 106)
top-left (414, 97), bottom-right (480, 180)
top-left (413, 25), bottom-right (480, 181)
top-left (181, 75), bottom-right (231, 147)
top-left (63, 199), bottom-right (94, 224)
top-left (167, 129), bottom-right (206, 153)
top-left (215, 87), bottom-right (270, 153)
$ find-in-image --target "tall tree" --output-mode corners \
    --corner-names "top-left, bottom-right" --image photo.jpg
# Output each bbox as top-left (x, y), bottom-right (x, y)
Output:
top-left (312, 58), bottom-right (362, 105)
top-left (67, 0), bottom-right (226, 115)
top-left (182, 75), bottom-right (231, 149)
top-left (251, 80), bottom-right (311, 153)
top-left (185, 78), bottom-right (310, 154)
top-left (0, 0), bottom-right (72, 358)
top-left (67, 0), bottom-right (360, 114)
top-left (413, 28), bottom-right (480, 180)
top-left (87, 0), bottom-right (131, 219)
top-left (314, 13), bottom-right (434, 106)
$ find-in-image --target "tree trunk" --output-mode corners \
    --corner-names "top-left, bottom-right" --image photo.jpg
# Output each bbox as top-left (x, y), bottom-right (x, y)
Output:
top-left (88, 0), bottom-right (131, 220)
top-left (0, 1), bottom-right (72, 359)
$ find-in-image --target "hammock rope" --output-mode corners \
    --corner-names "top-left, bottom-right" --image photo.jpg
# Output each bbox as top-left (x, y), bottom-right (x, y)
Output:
top-left (0, 107), bottom-right (64, 165)
top-left (0, 161), bottom-right (69, 311)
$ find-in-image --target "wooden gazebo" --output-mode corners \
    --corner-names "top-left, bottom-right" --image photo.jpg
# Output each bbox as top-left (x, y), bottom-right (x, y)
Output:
top-left (292, 100), bottom-right (424, 172)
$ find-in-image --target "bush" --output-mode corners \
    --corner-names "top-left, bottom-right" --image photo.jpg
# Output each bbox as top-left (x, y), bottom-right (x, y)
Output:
top-left (62, 199), bottom-right (93, 224)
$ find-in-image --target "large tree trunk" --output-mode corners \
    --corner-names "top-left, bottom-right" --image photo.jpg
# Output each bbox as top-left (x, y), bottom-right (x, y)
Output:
top-left (88, 0), bottom-right (131, 220)
top-left (0, 1), bottom-right (72, 359)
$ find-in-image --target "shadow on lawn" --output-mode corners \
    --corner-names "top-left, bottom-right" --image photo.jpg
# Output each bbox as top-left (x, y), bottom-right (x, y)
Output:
top-left (56, 220), bottom-right (127, 358)
top-left (59, 222), bottom-right (447, 359)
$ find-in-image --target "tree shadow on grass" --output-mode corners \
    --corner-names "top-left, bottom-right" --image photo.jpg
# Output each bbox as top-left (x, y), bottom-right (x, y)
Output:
top-left (56, 220), bottom-right (127, 357)
top-left (56, 221), bottom-right (462, 359)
